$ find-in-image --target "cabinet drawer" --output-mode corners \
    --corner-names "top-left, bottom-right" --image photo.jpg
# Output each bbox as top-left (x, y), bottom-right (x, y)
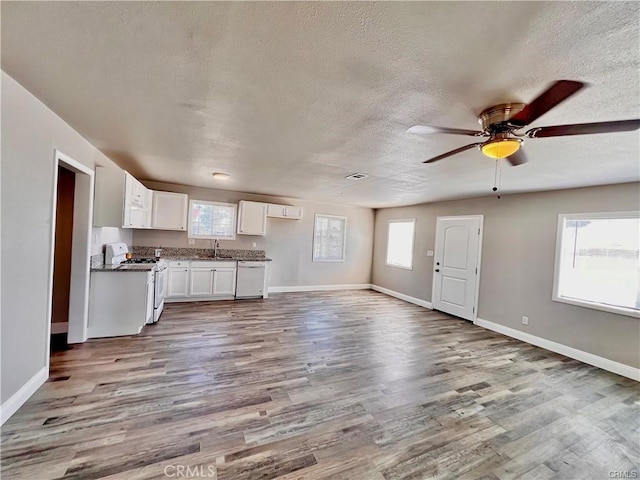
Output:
top-left (169, 260), bottom-right (189, 268)
top-left (191, 261), bottom-right (236, 268)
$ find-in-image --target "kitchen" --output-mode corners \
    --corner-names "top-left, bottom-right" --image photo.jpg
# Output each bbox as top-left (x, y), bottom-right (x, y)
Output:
top-left (84, 163), bottom-right (374, 339)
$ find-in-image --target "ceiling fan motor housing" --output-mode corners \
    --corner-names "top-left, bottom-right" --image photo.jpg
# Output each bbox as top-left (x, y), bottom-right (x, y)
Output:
top-left (478, 103), bottom-right (525, 132)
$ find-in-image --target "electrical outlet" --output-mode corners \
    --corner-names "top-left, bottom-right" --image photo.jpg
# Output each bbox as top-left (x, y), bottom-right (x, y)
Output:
top-left (252, 242), bottom-right (257, 248)
top-left (188, 238), bottom-right (195, 245)
top-left (427, 250), bottom-right (434, 257)
top-left (522, 316), bottom-right (529, 325)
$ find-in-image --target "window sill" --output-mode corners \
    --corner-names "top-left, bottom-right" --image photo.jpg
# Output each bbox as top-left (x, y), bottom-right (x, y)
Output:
top-left (552, 295), bottom-right (640, 318)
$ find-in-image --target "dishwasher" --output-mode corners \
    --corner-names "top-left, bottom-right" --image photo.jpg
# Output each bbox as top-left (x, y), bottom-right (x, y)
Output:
top-left (235, 261), bottom-right (267, 298)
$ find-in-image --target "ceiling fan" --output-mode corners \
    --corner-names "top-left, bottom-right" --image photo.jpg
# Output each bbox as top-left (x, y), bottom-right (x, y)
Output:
top-left (407, 80), bottom-right (640, 166)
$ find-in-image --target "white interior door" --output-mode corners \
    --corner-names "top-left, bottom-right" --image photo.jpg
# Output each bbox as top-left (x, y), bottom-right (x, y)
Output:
top-left (432, 215), bottom-right (483, 321)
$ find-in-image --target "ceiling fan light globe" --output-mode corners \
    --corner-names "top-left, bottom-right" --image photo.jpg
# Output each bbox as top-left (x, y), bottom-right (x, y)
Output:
top-left (481, 139), bottom-right (522, 159)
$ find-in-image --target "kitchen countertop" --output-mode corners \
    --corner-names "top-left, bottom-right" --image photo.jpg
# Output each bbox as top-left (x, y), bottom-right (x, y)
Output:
top-left (161, 256), bottom-right (272, 262)
top-left (91, 264), bottom-right (156, 272)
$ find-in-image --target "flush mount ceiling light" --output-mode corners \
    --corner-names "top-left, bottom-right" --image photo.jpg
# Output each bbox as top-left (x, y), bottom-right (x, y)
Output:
top-left (345, 173), bottom-right (369, 180)
top-left (212, 172), bottom-right (230, 180)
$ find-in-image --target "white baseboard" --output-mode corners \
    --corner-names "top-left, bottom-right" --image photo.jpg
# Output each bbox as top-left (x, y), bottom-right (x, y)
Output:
top-left (1, 367), bottom-right (48, 425)
top-left (370, 284), bottom-right (433, 310)
top-left (476, 318), bottom-right (640, 381)
top-left (269, 284), bottom-right (371, 293)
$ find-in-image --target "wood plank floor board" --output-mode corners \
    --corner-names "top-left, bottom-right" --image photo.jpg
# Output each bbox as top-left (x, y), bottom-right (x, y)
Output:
top-left (1, 290), bottom-right (638, 479)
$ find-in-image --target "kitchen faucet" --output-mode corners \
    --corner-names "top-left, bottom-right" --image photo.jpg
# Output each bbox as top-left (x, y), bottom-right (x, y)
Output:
top-left (213, 238), bottom-right (220, 258)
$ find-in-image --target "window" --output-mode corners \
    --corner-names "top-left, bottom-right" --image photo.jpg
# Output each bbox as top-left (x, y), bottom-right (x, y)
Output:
top-left (553, 212), bottom-right (639, 318)
top-left (313, 214), bottom-right (347, 262)
top-left (386, 219), bottom-right (415, 269)
top-left (188, 200), bottom-right (237, 240)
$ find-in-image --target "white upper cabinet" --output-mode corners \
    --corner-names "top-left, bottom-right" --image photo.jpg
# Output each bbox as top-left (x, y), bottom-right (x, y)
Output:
top-left (123, 172), bottom-right (152, 229)
top-left (152, 191), bottom-right (188, 231)
top-left (237, 201), bottom-right (267, 236)
top-left (266, 203), bottom-right (303, 220)
top-left (94, 166), bottom-right (152, 229)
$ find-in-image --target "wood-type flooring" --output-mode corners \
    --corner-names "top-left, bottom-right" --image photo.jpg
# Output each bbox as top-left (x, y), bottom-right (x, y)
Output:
top-left (1, 290), bottom-right (638, 479)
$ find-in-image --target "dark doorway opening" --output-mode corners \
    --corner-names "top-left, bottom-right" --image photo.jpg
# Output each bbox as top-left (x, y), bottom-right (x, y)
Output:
top-left (51, 166), bottom-right (75, 352)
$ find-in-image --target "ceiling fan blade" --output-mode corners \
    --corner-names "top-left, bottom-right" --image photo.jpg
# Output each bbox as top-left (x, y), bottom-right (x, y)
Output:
top-left (508, 80), bottom-right (586, 128)
top-left (505, 149), bottom-right (528, 166)
top-left (407, 125), bottom-right (485, 137)
top-left (526, 119), bottom-right (640, 138)
top-left (423, 143), bottom-right (482, 164)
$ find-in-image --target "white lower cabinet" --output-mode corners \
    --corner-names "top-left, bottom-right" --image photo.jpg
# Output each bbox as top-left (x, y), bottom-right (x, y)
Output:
top-left (189, 267), bottom-right (215, 296)
top-left (167, 266), bottom-right (189, 298)
top-left (213, 267), bottom-right (237, 295)
top-left (166, 261), bottom-right (236, 301)
top-left (89, 270), bottom-right (154, 338)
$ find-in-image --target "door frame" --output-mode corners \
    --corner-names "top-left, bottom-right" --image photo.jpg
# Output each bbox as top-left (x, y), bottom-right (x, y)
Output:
top-left (46, 150), bottom-right (94, 366)
top-left (431, 214), bottom-right (484, 323)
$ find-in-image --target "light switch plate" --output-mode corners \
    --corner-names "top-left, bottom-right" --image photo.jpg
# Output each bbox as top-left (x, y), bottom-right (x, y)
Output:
top-left (188, 238), bottom-right (195, 245)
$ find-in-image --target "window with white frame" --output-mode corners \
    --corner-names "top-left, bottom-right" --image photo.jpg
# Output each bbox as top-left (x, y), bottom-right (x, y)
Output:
top-left (313, 214), bottom-right (347, 262)
top-left (188, 200), bottom-right (237, 240)
top-left (553, 212), bottom-right (639, 317)
top-left (386, 219), bottom-right (415, 269)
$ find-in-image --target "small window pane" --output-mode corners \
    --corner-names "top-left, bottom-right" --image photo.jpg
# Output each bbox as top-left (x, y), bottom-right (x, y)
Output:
top-left (557, 215), bottom-right (639, 312)
top-left (188, 200), bottom-right (236, 240)
top-left (313, 215), bottom-right (346, 262)
top-left (386, 220), bottom-right (415, 269)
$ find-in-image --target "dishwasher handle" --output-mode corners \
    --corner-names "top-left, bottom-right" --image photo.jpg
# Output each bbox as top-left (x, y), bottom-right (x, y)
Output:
top-left (238, 261), bottom-right (266, 268)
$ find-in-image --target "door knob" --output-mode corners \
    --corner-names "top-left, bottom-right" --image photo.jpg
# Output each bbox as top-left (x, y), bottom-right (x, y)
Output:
top-left (435, 269), bottom-right (440, 272)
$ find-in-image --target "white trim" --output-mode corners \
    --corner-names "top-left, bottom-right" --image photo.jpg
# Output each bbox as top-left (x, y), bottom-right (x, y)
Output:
top-left (371, 284), bottom-right (433, 310)
top-left (385, 218), bottom-right (416, 270)
top-left (432, 214), bottom-right (484, 322)
top-left (165, 295), bottom-right (236, 303)
top-left (0, 367), bottom-right (48, 425)
top-left (552, 211), bottom-right (640, 319)
top-left (269, 284), bottom-right (370, 293)
top-left (48, 150), bottom-right (94, 359)
top-left (313, 214), bottom-right (347, 263)
top-left (476, 318), bottom-right (639, 381)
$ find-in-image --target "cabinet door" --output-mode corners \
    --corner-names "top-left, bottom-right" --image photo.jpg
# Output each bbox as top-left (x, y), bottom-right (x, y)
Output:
top-left (267, 204), bottom-right (286, 218)
top-left (213, 267), bottom-right (236, 295)
top-left (141, 188), bottom-right (154, 229)
top-left (238, 201), bottom-right (267, 235)
top-left (189, 267), bottom-right (214, 296)
top-left (152, 191), bottom-right (188, 230)
top-left (167, 268), bottom-right (189, 297)
top-left (284, 206), bottom-right (303, 219)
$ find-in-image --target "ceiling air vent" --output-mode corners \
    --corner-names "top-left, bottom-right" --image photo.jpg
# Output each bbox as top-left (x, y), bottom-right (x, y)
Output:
top-left (344, 173), bottom-right (368, 180)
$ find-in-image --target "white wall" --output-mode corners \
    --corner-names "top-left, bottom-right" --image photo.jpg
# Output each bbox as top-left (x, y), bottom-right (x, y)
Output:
top-left (372, 183), bottom-right (640, 369)
top-left (91, 227), bottom-right (132, 257)
top-left (0, 71), bottom-right (130, 407)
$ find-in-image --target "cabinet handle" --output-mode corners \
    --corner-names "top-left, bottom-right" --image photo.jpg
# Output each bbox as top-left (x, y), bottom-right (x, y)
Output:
top-left (184, 269), bottom-right (188, 272)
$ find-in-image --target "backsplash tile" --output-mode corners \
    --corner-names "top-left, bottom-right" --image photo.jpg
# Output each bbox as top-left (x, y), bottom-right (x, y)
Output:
top-left (131, 246), bottom-right (266, 260)
top-left (91, 253), bottom-right (104, 268)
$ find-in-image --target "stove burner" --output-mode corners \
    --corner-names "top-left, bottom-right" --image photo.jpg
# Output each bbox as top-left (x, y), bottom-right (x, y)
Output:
top-left (123, 258), bottom-right (157, 264)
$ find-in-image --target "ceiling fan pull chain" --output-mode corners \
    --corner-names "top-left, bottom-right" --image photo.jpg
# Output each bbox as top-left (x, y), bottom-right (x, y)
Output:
top-left (492, 159), bottom-right (502, 199)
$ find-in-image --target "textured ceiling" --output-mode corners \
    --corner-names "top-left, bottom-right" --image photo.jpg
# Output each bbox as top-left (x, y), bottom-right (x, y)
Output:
top-left (2, 1), bottom-right (639, 208)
